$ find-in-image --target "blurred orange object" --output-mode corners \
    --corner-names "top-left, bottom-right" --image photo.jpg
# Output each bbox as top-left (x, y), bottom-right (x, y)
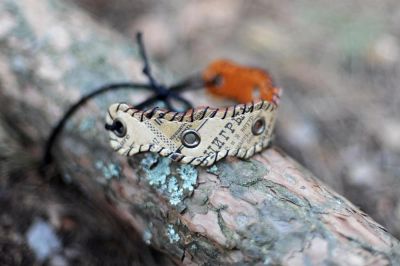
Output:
top-left (203, 59), bottom-right (280, 104)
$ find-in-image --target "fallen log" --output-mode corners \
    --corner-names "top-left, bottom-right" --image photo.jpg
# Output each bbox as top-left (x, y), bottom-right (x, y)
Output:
top-left (0, 0), bottom-right (399, 265)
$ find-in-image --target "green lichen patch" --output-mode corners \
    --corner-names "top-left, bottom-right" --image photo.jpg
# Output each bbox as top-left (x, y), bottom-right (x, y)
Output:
top-left (207, 164), bottom-right (219, 175)
top-left (208, 160), bottom-right (331, 263)
top-left (142, 228), bottom-right (152, 245)
top-left (166, 224), bottom-right (180, 244)
top-left (140, 154), bottom-right (198, 209)
top-left (142, 154), bottom-right (171, 187)
top-left (230, 186), bottom-right (331, 264)
top-left (217, 160), bottom-right (269, 188)
top-left (214, 160), bottom-right (271, 201)
top-left (95, 160), bottom-right (121, 180)
top-left (167, 177), bottom-right (184, 206)
top-left (177, 164), bottom-right (198, 191)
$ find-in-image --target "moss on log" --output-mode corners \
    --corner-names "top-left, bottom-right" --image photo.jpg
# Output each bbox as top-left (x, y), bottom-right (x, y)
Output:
top-left (0, 0), bottom-right (399, 265)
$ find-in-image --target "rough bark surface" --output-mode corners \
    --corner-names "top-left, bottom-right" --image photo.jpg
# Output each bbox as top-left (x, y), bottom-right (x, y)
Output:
top-left (0, 0), bottom-right (399, 265)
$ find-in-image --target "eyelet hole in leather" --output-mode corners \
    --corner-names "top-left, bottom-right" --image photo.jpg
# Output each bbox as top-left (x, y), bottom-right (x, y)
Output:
top-left (181, 129), bottom-right (201, 148)
top-left (252, 117), bottom-right (265, 135)
top-left (113, 118), bottom-right (127, 138)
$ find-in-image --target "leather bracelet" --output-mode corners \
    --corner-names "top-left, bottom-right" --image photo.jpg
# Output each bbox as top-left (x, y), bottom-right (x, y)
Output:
top-left (105, 59), bottom-right (281, 166)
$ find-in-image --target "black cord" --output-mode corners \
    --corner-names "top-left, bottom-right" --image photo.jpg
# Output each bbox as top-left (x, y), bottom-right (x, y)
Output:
top-left (40, 32), bottom-right (208, 172)
top-left (135, 75), bottom-right (206, 110)
top-left (41, 82), bottom-right (150, 168)
top-left (136, 32), bottom-right (168, 97)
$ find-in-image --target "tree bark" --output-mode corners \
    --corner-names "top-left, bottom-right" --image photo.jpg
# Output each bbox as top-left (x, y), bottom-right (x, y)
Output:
top-left (0, 0), bottom-right (399, 265)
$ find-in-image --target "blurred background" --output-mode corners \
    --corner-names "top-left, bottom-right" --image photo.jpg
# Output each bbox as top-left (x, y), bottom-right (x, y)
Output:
top-left (73, 0), bottom-right (400, 236)
top-left (1, 0), bottom-right (400, 265)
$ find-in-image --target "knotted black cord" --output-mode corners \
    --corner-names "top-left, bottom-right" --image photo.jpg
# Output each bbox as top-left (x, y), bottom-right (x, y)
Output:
top-left (134, 32), bottom-right (207, 111)
top-left (41, 32), bottom-right (210, 172)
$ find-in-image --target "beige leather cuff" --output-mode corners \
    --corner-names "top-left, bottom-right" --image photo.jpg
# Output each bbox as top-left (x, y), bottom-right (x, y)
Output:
top-left (106, 100), bottom-right (277, 166)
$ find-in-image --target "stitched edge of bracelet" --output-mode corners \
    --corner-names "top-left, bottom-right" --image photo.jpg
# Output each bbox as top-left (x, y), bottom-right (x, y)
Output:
top-left (109, 138), bottom-right (272, 166)
top-left (109, 100), bottom-right (276, 123)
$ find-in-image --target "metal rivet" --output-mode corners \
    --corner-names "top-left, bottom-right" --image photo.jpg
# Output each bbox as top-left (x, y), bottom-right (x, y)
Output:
top-left (181, 129), bottom-right (201, 148)
top-left (252, 117), bottom-right (265, 135)
top-left (113, 118), bottom-right (127, 138)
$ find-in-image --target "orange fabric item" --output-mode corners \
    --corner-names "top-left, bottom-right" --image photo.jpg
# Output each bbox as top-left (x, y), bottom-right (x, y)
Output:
top-left (203, 59), bottom-right (280, 104)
